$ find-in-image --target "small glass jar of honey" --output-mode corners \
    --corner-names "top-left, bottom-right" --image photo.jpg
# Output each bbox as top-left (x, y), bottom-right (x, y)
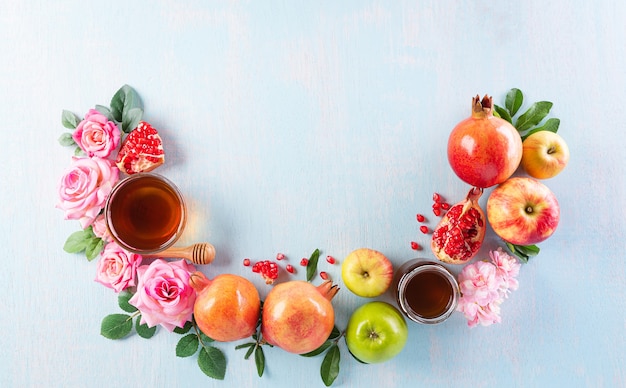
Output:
top-left (394, 259), bottom-right (459, 324)
top-left (105, 173), bottom-right (186, 254)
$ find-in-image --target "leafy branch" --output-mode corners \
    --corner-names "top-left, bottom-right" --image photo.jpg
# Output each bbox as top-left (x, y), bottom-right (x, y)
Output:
top-left (100, 290), bottom-right (157, 340)
top-left (174, 318), bottom-right (227, 380)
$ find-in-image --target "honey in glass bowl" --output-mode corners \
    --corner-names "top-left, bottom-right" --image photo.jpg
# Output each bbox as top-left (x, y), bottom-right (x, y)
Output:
top-left (105, 173), bottom-right (186, 254)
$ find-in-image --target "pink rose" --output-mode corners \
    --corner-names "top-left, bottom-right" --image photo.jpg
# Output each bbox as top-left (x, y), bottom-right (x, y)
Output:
top-left (92, 214), bottom-right (112, 243)
top-left (129, 259), bottom-right (196, 331)
top-left (73, 109), bottom-right (121, 158)
top-left (57, 156), bottom-right (119, 229)
top-left (95, 242), bottom-right (143, 292)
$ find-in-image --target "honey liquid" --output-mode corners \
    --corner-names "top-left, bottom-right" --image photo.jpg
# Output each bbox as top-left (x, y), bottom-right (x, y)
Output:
top-left (108, 175), bottom-right (184, 251)
top-left (404, 270), bottom-right (454, 319)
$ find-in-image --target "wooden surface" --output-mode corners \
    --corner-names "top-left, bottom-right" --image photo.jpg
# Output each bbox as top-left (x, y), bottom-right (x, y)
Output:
top-left (1, 1), bottom-right (625, 387)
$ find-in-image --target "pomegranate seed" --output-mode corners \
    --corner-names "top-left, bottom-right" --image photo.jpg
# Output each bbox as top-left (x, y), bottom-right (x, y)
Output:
top-left (253, 260), bottom-right (279, 284)
top-left (410, 241), bottom-right (420, 250)
top-left (433, 192), bottom-right (441, 202)
top-left (243, 258), bottom-right (251, 266)
top-left (420, 225), bottom-right (429, 234)
top-left (433, 208), bottom-right (441, 216)
top-left (441, 202), bottom-right (450, 210)
top-left (432, 202), bottom-right (441, 210)
top-left (326, 255), bottom-right (336, 264)
top-left (320, 271), bottom-right (329, 280)
top-left (300, 258), bottom-right (309, 266)
top-left (416, 214), bottom-right (425, 222)
top-left (276, 253), bottom-right (285, 260)
top-left (286, 264), bottom-right (295, 274)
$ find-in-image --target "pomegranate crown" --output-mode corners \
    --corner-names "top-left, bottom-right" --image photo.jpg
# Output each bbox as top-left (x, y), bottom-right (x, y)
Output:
top-left (472, 94), bottom-right (493, 118)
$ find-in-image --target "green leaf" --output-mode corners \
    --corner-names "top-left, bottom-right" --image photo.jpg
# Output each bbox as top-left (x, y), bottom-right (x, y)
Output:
top-left (62, 110), bottom-right (81, 129)
top-left (515, 101), bottom-right (553, 133)
top-left (110, 85), bottom-right (143, 131)
top-left (85, 237), bottom-right (104, 261)
top-left (329, 325), bottom-right (341, 340)
top-left (254, 345), bottom-right (265, 377)
top-left (58, 132), bottom-right (76, 147)
top-left (62, 229), bottom-right (90, 253)
top-left (320, 344), bottom-right (340, 386)
top-left (118, 290), bottom-right (137, 313)
top-left (306, 248), bottom-right (321, 282)
top-left (122, 107), bottom-right (143, 133)
top-left (245, 344), bottom-right (255, 360)
top-left (135, 315), bottom-right (157, 339)
top-left (300, 341), bottom-right (332, 357)
top-left (198, 346), bottom-right (227, 380)
top-left (100, 314), bottom-right (133, 340)
top-left (505, 88), bottom-right (524, 117)
top-left (95, 105), bottom-right (114, 121)
top-left (235, 342), bottom-right (256, 360)
top-left (74, 146), bottom-right (84, 156)
top-left (505, 242), bottom-right (540, 263)
top-left (521, 118), bottom-right (561, 141)
top-left (199, 332), bottom-right (215, 345)
top-left (173, 320), bottom-right (193, 334)
top-left (176, 334), bottom-right (200, 357)
top-left (494, 105), bottom-right (513, 124)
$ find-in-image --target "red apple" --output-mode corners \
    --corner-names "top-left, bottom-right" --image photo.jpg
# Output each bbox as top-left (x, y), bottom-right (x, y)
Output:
top-left (341, 248), bottom-right (393, 298)
top-left (521, 131), bottom-right (570, 179)
top-left (486, 177), bottom-right (560, 245)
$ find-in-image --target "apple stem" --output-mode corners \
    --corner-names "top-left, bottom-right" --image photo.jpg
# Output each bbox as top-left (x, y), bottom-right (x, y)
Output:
top-left (547, 146), bottom-right (557, 154)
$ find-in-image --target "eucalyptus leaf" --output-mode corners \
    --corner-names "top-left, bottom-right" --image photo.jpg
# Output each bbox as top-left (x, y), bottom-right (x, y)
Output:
top-left (198, 346), bottom-right (227, 380)
top-left (58, 132), bottom-right (76, 147)
top-left (494, 105), bottom-right (513, 124)
top-left (173, 320), bottom-right (193, 334)
top-left (176, 334), bottom-right (200, 357)
top-left (254, 345), bottom-right (265, 377)
top-left (135, 316), bottom-right (157, 339)
top-left (100, 314), bottom-right (133, 340)
top-left (505, 88), bottom-right (524, 116)
top-left (118, 290), bottom-right (137, 313)
top-left (62, 110), bottom-right (81, 129)
top-left (320, 344), bottom-right (340, 386)
top-left (521, 118), bottom-right (560, 141)
top-left (515, 101), bottom-right (553, 132)
top-left (306, 248), bottom-right (321, 282)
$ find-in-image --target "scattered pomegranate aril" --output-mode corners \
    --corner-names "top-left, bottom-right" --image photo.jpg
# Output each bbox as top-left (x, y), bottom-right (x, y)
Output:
top-left (432, 202), bottom-right (441, 210)
top-left (441, 202), bottom-right (450, 210)
top-left (420, 225), bottom-right (429, 234)
top-left (433, 208), bottom-right (442, 217)
top-left (320, 271), bottom-right (329, 280)
top-left (326, 255), bottom-right (336, 264)
top-left (433, 193), bottom-right (441, 202)
top-left (276, 253), bottom-right (285, 260)
top-left (286, 264), bottom-right (295, 274)
top-left (300, 258), bottom-right (309, 266)
top-left (243, 258), bottom-right (251, 266)
top-left (252, 260), bottom-right (280, 284)
top-left (410, 241), bottom-right (421, 250)
top-left (416, 214), bottom-right (425, 223)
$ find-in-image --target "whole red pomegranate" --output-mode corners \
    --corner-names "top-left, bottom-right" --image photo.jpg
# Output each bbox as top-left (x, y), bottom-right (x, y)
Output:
top-left (190, 271), bottom-right (260, 342)
top-left (261, 280), bottom-right (338, 354)
top-left (431, 187), bottom-right (486, 264)
top-left (448, 95), bottom-right (522, 188)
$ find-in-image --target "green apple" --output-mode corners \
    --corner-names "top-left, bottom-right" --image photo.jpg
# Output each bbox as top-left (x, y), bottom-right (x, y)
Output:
top-left (345, 301), bottom-right (408, 364)
top-left (341, 248), bottom-right (393, 298)
top-left (521, 131), bottom-right (570, 179)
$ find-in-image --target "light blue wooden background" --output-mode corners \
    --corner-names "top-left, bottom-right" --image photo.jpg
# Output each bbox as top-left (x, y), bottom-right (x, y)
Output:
top-left (1, 1), bottom-right (625, 387)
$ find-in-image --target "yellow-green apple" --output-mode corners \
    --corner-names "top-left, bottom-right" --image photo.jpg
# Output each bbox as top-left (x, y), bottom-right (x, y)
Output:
top-left (345, 301), bottom-right (408, 364)
top-left (521, 131), bottom-right (570, 179)
top-left (487, 177), bottom-right (560, 245)
top-left (341, 248), bottom-right (393, 298)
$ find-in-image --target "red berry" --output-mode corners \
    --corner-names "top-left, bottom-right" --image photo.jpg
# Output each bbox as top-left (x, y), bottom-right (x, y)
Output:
top-left (276, 253), bottom-right (285, 260)
top-left (243, 258), bottom-right (251, 266)
top-left (286, 264), bottom-right (295, 274)
top-left (300, 258), bottom-right (309, 266)
top-left (433, 192), bottom-right (441, 202)
top-left (410, 241), bottom-right (420, 250)
top-left (320, 271), bottom-right (329, 280)
top-left (326, 255), bottom-right (336, 264)
top-left (416, 214), bottom-right (425, 222)
top-left (420, 225), bottom-right (429, 234)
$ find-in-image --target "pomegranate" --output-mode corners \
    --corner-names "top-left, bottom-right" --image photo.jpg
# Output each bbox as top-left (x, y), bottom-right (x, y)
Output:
top-left (431, 187), bottom-right (486, 264)
top-left (261, 280), bottom-right (338, 354)
top-left (116, 121), bottom-right (165, 174)
top-left (190, 271), bottom-right (260, 342)
top-left (448, 95), bottom-right (522, 188)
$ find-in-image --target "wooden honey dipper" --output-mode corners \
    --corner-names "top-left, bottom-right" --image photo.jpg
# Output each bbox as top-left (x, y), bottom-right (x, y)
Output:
top-left (143, 243), bottom-right (215, 265)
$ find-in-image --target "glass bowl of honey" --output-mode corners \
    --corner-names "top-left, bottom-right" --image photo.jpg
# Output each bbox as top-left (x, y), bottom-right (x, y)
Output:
top-left (104, 173), bottom-right (187, 255)
top-left (394, 259), bottom-right (459, 324)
